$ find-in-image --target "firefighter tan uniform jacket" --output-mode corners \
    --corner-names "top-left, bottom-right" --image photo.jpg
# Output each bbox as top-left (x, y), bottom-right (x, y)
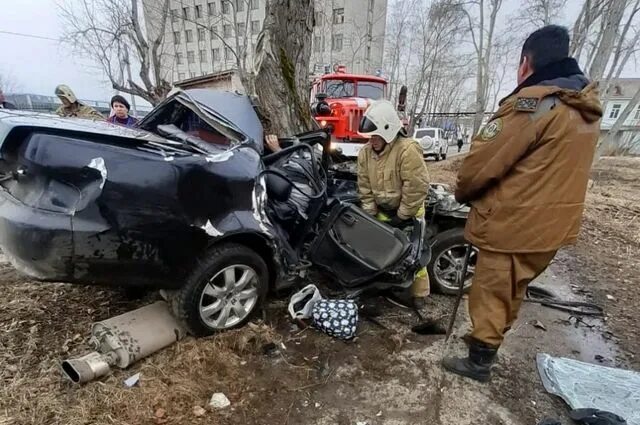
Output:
top-left (357, 136), bottom-right (430, 220)
top-left (56, 103), bottom-right (104, 120)
top-left (456, 83), bottom-right (602, 253)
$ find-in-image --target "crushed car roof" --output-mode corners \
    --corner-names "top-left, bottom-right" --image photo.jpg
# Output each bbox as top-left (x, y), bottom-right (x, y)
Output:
top-left (182, 89), bottom-right (263, 146)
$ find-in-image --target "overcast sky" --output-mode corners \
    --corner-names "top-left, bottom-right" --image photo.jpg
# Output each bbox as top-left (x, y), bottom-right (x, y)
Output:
top-left (0, 0), bottom-right (637, 104)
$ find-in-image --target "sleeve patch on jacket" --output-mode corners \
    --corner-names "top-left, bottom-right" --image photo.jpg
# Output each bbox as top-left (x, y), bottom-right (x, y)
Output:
top-left (480, 118), bottom-right (503, 141)
top-left (515, 97), bottom-right (539, 112)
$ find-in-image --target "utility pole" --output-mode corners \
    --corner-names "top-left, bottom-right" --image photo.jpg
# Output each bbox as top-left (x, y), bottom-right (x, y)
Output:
top-left (123, 44), bottom-right (138, 117)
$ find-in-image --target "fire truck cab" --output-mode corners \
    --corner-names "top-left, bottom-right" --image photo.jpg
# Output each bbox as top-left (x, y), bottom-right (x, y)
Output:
top-left (311, 66), bottom-right (388, 158)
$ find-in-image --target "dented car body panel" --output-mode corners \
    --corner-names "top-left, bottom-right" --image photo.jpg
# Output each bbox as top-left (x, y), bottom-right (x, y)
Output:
top-left (0, 91), bottom-right (279, 288)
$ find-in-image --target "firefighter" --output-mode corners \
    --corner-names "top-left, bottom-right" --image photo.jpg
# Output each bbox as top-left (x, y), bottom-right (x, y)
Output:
top-left (357, 100), bottom-right (431, 309)
top-left (442, 25), bottom-right (602, 382)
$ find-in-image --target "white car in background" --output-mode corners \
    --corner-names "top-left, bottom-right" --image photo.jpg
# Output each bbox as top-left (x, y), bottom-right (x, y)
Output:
top-left (413, 127), bottom-right (449, 161)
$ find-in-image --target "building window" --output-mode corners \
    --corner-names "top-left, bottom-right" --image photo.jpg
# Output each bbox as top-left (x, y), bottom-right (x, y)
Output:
top-left (208, 2), bottom-right (216, 15)
top-left (173, 31), bottom-right (181, 44)
top-left (185, 30), bottom-right (193, 42)
top-left (212, 48), bottom-right (220, 62)
top-left (182, 7), bottom-right (190, 20)
top-left (225, 46), bottom-right (233, 60)
top-left (190, 71), bottom-right (197, 78)
top-left (251, 20), bottom-right (260, 34)
top-left (171, 9), bottom-right (178, 22)
top-left (236, 0), bottom-right (244, 12)
top-left (187, 51), bottom-right (195, 63)
top-left (195, 5), bottom-right (202, 18)
top-left (222, 0), bottom-right (231, 14)
top-left (178, 72), bottom-right (186, 80)
top-left (198, 28), bottom-right (206, 41)
top-left (176, 52), bottom-right (183, 64)
top-left (199, 49), bottom-right (207, 63)
top-left (332, 34), bottom-right (343, 51)
top-left (223, 24), bottom-right (232, 38)
top-left (332, 8), bottom-right (344, 24)
top-left (609, 103), bottom-right (622, 119)
top-left (250, 0), bottom-right (259, 10)
top-left (237, 22), bottom-right (246, 35)
top-left (313, 36), bottom-right (322, 52)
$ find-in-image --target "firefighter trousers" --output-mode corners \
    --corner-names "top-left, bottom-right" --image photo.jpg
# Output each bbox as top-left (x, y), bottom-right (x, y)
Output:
top-left (468, 249), bottom-right (557, 347)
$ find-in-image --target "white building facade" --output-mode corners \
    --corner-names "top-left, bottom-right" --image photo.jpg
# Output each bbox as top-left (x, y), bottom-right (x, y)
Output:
top-left (142, 0), bottom-right (388, 87)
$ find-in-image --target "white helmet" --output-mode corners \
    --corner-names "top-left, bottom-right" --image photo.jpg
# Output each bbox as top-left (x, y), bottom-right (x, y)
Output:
top-left (358, 100), bottom-right (402, 144)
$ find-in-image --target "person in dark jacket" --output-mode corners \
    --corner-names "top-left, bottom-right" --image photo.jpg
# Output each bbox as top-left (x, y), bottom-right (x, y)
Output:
top-left (107, 95), bottom-right (138, 127)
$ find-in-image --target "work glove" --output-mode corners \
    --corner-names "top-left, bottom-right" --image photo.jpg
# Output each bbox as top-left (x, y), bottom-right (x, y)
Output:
top-left (389, 215), bottom-right (412, 228)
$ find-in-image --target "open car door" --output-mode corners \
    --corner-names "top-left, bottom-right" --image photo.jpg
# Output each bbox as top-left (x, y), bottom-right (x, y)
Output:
top-left (309, 201), bottom-right (415, 288)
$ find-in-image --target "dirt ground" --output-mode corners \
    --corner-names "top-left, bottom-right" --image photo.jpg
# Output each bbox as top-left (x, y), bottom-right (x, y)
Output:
top-left (0, 156), bottom-right (638, 425)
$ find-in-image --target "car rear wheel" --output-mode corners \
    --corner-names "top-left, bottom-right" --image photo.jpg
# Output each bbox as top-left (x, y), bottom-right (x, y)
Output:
top-left (427, 227), bottom-right (477, 295)
top-left (168, 243), bottom-right (268, 336)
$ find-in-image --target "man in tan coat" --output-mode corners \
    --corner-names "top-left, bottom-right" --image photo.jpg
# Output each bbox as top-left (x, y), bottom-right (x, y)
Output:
top-left (357, 100), bottom-right (431, 308)
top-left (443, 25), bottom-right (602, 382)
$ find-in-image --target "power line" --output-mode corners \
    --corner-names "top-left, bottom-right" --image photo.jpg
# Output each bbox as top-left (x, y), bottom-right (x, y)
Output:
top-left (0, 29), bottom-right (60, 42)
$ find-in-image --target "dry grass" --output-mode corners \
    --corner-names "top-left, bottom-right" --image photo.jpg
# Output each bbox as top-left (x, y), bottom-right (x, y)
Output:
top-left (0, 273), bottom-right (291, 425)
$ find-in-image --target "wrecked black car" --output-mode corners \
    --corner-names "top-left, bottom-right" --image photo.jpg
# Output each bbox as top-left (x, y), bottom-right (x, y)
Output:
top-left (0, 90), bottom-right (428, 335)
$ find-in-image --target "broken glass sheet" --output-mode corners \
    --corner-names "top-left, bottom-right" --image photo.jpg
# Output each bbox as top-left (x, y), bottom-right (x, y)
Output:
top-left (537, 353), bottom-right (640, 425)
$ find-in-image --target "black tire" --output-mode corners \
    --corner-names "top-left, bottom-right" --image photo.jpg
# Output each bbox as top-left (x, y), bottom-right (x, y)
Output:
top-left (427, 227), bottom-right (476, 295)
top-left (441, 151), bottom-right (447, 160)
top-left (168, 243), bottom-right (268, 336)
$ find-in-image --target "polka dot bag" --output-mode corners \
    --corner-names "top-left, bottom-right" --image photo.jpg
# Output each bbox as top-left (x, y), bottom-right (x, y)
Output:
top-left (311, 299), bottom-right (358, 340)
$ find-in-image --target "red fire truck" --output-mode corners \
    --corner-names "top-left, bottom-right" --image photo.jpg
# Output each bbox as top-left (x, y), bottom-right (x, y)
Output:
top-left (311, 66), bottom-right (390, 158)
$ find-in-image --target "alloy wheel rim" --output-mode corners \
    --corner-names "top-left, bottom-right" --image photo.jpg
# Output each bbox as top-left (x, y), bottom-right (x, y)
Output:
top-left (433, 244), bottom-right (477, 292)
top-left (199, 264), bottom-right (259, 329)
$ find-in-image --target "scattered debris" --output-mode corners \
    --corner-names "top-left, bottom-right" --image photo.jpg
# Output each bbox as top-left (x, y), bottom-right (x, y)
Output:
top-left (192, 406), bottom-right (206, 417)
top-left (606, 294), bottom-right (615, 301)
top-left (376, 411), bottom-right (383, 417)
top-left (123, 372), bottom-right (140, 388)
top-left (532, 320), bottom-right (547, 331)
top-left (209, 393), bottom-right (231, 409)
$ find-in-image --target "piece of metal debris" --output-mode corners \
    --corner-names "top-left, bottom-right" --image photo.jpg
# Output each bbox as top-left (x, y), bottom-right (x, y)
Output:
top-left (209, 393), bottom-right (231, 409)
top-left (532, 320), bottom-right (547, 331)
top-left (606, 294), bottom-right (615, 300)
top-left (124, 372), bottom-right (140, 388)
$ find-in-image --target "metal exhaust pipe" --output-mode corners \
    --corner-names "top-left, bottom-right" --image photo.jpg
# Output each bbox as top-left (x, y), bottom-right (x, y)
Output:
top-left (61, 351), bottom-right (116, 384)
top-left (61, 301), bottom-right (186, 384)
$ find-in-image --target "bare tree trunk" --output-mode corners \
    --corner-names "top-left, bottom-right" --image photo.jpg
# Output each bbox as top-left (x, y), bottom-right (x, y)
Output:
top-left (473, 0), bottom-right (485, 135)
top-left (253, 0), bottom-right (315, 136)
top-left (588, 0), bottom-right (627, 80)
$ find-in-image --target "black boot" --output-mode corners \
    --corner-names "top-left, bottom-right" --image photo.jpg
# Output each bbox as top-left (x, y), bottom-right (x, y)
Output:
top-left (442, 342), bottom-right (498, 382)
